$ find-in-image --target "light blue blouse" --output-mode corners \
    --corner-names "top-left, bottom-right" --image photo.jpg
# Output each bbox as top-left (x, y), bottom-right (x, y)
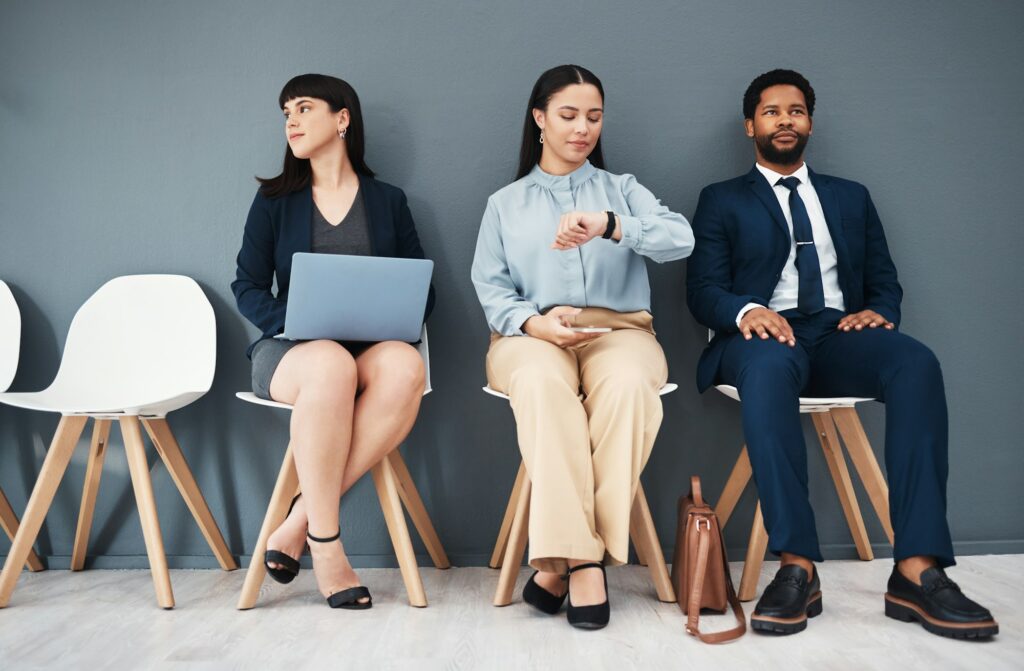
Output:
top-left (471, 161), bottom-right (694, 335)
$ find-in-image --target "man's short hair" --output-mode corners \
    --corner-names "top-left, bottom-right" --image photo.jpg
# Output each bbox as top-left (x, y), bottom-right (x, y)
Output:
top-left (743, 69), bottom-right (816, 119)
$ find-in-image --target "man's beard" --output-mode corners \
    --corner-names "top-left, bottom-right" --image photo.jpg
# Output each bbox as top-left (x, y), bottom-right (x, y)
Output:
top-left (755, 131), bottom-right (809, 165)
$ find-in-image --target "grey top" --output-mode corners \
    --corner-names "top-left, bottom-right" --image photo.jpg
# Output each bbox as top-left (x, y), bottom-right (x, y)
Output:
top-left (312, 188), bottom-right (372, 256)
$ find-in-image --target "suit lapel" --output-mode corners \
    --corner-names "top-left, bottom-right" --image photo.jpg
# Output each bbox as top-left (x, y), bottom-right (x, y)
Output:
top-left (745, 165), bottom-right (791, 242)
top-left (358, 174), bottom-right (383, 255)
top-left (808, 169), bottom-right (849, 272)
top-left (295, 184), bottom-right (313, 254)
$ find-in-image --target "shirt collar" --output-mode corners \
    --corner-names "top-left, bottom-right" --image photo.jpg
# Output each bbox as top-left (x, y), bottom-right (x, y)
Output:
top-left (527, 160), bottom-right (598, 191)
top-left (756, 161), bottom-right (809, 188)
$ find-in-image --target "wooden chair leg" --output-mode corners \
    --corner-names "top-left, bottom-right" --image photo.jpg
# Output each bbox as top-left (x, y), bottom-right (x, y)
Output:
top-left (738, 500), bottom-right (769, 602)
top-left (489, 462), bottom-right (527, 569)
top-left (830, 407), bottom-right (895, 545)
top-left (372, 457), bottom-right (427, 607)
top-left (628, 482), bottom-right (676, 603)
top-left (386, 451), bottom-right (450, 569)
top-left (0, 487), bottom-right (45, 572)
top-left (812, 412), bottom-right (873, 561)
top-left (716, 445), bottom-right (753, 527)
top-left (237, 442), bottom-right (299, 610)
top-left (0, 414), bottom-right (88, 606)
top-left (142, 418), bottom-right (237, 571)
top-left (71, 419), bottom-right (111, 571)
top-left (629, 510), bottom-right (649, 566)
top-left (120, 416), bottom-right (174, 609)
top-left (494, 477), bottom-right (530, 606)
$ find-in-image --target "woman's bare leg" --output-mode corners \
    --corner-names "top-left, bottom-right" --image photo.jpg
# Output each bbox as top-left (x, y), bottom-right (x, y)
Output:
top-left (263, 340), bottom-right (364, 601)
top-left (265, 340), bottom-right (425, 602)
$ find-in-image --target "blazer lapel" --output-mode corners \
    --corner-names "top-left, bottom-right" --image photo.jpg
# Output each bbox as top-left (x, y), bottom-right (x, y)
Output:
top-left (358, 174), bottom-right (383, 255)
top-left (808, 169), bottom-right (849, 274)
top-left (294, 184), bottom-right (313, 254)
top-left (745, 165), bottom-right (791, 242)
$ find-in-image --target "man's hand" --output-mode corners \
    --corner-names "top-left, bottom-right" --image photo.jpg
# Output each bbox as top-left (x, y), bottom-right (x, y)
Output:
top-left (740, 307), bottom-right (795, 346)
top-left (837, 310), bottom-right (894, 332)
top-left (523, 306), bottom-right (604, 348)
top-left (551, 211), bottom-right (614, 250)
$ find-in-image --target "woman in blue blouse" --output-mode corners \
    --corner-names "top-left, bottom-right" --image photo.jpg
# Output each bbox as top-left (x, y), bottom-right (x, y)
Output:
top-left (471, 65), bottom-right (694, 629)
top-left (232, 74), bottom-right (434, 609)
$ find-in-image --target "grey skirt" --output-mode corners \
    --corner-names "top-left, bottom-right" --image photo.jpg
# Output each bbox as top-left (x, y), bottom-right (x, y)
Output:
top-left (250, 338), bottom-right (374, 401)
top-left (250, 338), bottom-right (300, 400)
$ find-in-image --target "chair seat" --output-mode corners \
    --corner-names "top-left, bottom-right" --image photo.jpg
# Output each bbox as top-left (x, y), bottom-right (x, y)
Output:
top-left (236, 385), bottom-right (432, 411)
top-left (714, 384), bottom-right (872, 411)
top-left (482, 382), bottom-right (678, 401)
top-left (0, 389), bottom-right (206, 417)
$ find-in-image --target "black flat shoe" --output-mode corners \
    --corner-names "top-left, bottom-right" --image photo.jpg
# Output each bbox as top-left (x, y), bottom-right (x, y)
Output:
top-left (751, 564), bottom-right (822, 635)
top-left (566, 562), bottom-right (610, 630)
top-left (306, 529), bottom-right (372, 610)
top-left (885, 566), bottom-right (998, 639)
top-left (263, 494), bottom-right (303, 584)
top-left (523, 571), bottom-right (568, 614)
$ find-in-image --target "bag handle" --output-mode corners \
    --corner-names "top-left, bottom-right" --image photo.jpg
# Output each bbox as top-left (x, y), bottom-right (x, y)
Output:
top-left (690, 476), bottom-right (704, 507)
top-left (685, 515), bottom-right (747, 644)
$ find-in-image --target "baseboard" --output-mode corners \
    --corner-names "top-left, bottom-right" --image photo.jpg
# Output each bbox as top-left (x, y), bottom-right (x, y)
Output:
top-left (5, 540), bottom-right (1023, 571)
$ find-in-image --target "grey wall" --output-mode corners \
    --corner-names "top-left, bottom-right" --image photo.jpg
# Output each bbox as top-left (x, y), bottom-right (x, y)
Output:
top-left (2, 0), bottom-right (1022, 569)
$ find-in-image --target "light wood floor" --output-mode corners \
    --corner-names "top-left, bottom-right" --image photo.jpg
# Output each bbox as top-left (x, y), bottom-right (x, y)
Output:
top-left (0, 555), bottom-right (1018, 670)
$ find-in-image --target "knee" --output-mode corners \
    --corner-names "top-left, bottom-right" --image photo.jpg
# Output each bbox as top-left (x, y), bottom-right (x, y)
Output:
top-left (301, 341), bottom-right (358, 401)
top-left (366, 342), bottom-right (426, 396)
top-left (891, 341), bottom-right (943, 385)
top-left (509, 364), bottom-right (577, 399)
top-left (737, 348), bottom-right (805, 391)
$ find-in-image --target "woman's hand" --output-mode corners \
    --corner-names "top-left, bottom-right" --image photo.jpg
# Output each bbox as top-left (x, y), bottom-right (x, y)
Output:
top-left (552, 211), bottom-right (619, 250)
top-left (523, 306), bottom-right (604, 348)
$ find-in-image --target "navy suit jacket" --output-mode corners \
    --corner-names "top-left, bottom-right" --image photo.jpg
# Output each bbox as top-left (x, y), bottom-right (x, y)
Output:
top-left (232, 175), bottom-right (436, 357)
top-left (686, 165), bottom-right (902, 392)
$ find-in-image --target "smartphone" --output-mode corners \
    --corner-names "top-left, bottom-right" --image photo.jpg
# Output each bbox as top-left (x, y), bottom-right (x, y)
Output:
top-left (569, 327), bottom-right (612, 333)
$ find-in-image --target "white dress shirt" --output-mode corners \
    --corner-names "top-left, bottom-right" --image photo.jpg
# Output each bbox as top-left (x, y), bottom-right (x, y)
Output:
top-left (736, 162), bottom-right (846, 325)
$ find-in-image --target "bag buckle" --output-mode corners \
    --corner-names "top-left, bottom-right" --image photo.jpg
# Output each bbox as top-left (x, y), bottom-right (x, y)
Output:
top-left (695, 517), bottom-right (711, 531)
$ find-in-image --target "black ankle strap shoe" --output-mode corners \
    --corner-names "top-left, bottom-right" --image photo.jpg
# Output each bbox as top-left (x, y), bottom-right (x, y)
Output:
top-left (523, 571), bottom-right (568, 614)
top-left (751, 564), bottom-right (822, 635)
top-left (885, 566), bottom-right (997, 639)
top-left (566, 562), bottom-right (610, 630)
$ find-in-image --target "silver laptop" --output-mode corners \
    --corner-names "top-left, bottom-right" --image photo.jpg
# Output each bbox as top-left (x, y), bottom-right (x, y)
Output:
top-left (277, 253), bottom-right (433, 342)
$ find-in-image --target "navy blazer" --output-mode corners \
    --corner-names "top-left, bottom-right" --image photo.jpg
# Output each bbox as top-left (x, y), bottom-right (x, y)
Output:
top-left (686, 165), bottom-right (902, 392)
top-left (232, 175), bottom-right (436, 357)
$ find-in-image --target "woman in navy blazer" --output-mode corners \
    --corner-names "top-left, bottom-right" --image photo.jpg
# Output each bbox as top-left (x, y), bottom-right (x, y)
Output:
top-left (231, 74), bottom-right (434, 609)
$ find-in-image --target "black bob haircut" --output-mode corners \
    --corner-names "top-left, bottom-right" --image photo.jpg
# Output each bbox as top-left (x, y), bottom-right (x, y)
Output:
top-left (257, 73), bottom-right (374, 198)
top-left (743, 69), bottom-right (816, 120)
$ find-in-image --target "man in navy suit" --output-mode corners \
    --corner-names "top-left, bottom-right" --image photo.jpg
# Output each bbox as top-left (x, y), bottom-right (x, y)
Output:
top-left (687, 70), bottom-right (996, 638)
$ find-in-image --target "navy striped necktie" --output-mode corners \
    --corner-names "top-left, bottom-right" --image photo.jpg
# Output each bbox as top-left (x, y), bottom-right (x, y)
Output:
top-left (776, 176), bottom-right (825, 315)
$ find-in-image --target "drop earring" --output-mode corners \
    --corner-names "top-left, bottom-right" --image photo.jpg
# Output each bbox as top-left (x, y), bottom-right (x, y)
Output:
top-left (539, 130), bottom-right (544, 144)
top-left (339, 128), bottom-right (347, 139)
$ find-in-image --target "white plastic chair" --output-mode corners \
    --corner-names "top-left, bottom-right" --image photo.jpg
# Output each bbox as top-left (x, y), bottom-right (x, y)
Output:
top-left (708, 329), bottom-right (894, 601)
top-left (235, 326), bottom-right (449, 610)
top-left (0, 275), bottom-right (238, 610)
top-left (0, 281), bottom-right (45, 572)
top-left (484, 381), bottom-right (680, 606)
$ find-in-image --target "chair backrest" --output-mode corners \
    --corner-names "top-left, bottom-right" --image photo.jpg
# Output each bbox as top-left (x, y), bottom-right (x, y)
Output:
top-left (417, 325), bottom-right (432, 394)
top-left (0, 281), bottom-right (20, 391)
top-left (47, 275), bottom-right (216, 403)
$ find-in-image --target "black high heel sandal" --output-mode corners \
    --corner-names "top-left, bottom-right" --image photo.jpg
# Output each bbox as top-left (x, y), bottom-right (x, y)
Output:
top-left (306, 529), bottom-right (373, 610)
top-left (522, 570), bottom-right (569, 614)
top-left (263, 494), bottom-right (303, 584)
top-left (566, 562), bottom-right (610, 630)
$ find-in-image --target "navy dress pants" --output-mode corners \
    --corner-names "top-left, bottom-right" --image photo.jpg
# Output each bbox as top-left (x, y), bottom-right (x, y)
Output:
top-left (718, 308), bottom-right (955, 567)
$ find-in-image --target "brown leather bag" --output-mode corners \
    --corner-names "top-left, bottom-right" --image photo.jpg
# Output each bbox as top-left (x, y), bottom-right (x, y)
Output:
top-left (670, 476), bottom-right (746, 643)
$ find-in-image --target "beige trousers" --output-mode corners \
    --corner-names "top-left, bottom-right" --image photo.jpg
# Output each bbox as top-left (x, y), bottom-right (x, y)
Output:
top-left (486, 308), bottom-right (668, 574)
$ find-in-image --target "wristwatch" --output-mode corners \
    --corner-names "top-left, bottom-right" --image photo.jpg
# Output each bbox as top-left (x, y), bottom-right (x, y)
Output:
top-left (601, 211), bottom-right (616, 239)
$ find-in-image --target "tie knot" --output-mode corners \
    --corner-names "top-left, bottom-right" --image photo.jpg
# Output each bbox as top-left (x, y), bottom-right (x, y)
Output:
top-left (776, 176), bottom-right (801, 191)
